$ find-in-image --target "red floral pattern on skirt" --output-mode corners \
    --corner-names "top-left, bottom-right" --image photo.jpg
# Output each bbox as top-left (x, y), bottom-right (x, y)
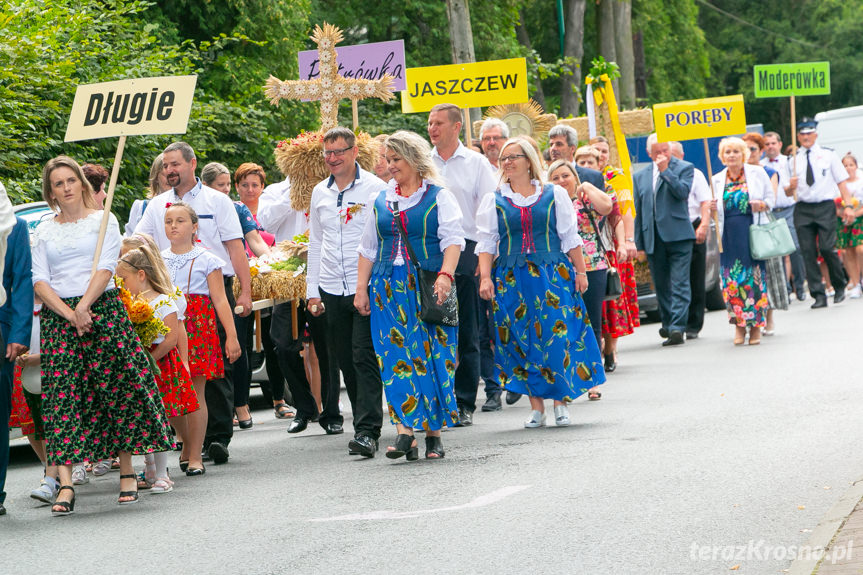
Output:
top-left (151, 346), bottom-right (199, 418)
top-left (602, 253), bottom-right (640, 337)
top-left (10, 366), bottom-right (35, 436)
top-left (184, 294), bottom-right (224, 379)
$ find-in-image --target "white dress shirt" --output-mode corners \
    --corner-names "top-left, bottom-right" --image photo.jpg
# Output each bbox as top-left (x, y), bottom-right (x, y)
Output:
top-left (687, 168), bottom-right (712, 222)
top-left (32, 211), bottom-right (121, 298)
top-left (357, 179), bottom-right (465, 265)
top-left (257, 176), bottom-right (310, 243)
top-left (134, 179), bottom-right (243, 276)
top-left (475, 181), bottom-right (583, 257)
top-left (431, 141), bottom-right (497, 242)
top-left (760, 154), bottom-right (794, 208)
top-left (307, 164), bottom-right (387, 299)
top-left (787, 144), bottom-right (848, 203)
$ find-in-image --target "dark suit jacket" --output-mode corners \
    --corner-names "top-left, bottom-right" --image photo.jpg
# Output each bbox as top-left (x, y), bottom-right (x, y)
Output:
top-left (633, 157), bottom-right (695, 254)
top-left (0, 218), bottom-right (33, 347)
top-left (575, 165), bottom-right (605, 190)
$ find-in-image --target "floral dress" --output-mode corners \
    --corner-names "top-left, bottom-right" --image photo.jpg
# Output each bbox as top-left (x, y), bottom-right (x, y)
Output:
top-left (720, 178), bottom-right (768, 328)
top-left (837, 178), bottom-right (863, 248)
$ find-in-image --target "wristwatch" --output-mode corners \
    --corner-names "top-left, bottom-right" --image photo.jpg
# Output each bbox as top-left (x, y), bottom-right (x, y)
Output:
top-left (625, 237), bottom-right (635, 242)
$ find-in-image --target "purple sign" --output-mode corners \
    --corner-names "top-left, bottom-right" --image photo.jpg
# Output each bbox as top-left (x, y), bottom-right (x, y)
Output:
top-left (298, 39), bottom-right (407, 92)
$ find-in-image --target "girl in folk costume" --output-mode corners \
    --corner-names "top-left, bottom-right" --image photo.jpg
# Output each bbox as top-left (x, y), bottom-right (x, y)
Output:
top-left (160, 202), bottom-right (241, 476)
top-left (477, 138), bottom-right (606, 428)
top-left (116, 236), bottom-right (199, 493)
top-left (33, 156), bottom-right (174, 516)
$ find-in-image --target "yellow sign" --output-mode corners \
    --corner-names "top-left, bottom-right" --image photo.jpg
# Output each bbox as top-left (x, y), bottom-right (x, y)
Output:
top-left (401, 58), bottom-right (528, 114)
top-left (652, 95), bottom-right (746, 142)
top-left (65, 75), bottom-right (197, 142)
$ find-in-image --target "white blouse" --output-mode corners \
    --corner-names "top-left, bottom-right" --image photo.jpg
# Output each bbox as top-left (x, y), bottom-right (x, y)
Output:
top-left (150, 293), bottom-right (179, 345)
top-left (31, 211), bottom-right (121, 298)
top-left (846, 178), bottom-right (863, 203)
top-left (475, 181), bottom-right (584, 256)
top-left (161, 246), bottom-right (225, 296)
top-left (357, 179), bottom-right (466, 265)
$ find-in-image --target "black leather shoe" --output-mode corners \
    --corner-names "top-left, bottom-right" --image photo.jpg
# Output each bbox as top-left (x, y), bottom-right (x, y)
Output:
top-left (659, 327), bottom-right (669, 339)
top-left (481, 393), bottom-right (502, 412)
top-left (287, 417), bottom-right (309, 433)
top-left (834, 289), bottom-right (846, 304)
top-left (662, 330), bottom-right (685, 346)
top-left (604, 354), bottom-right (617, 373)
top-left (207, 442), bottom-right (229, 465)
top-left (455, 406), bottom-right (473, 427)
top-left (685, 331), bottom-right (699, 340)
top-left (0, 502), bottom-right (6, 516)
top-left (348, 435), bottom-right (378, 458)
top-left (185, 465), bottom-right (205, 476)
top-left (324, 423), bottom-right (344, 435)
top-left (238, 418), bottom-right (253, 430)
top-left (811, 295), bottom-right (828, 309)
top-left (505, 391), bottom-right (522, 405)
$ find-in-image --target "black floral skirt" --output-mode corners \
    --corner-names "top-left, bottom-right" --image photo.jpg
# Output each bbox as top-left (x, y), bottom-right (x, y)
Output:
top-left (40, 288), bottom-right (175, 465)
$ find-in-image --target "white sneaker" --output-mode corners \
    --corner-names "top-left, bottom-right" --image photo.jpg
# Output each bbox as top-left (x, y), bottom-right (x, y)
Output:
top-left (30, 476), bottom-right (59, 504)
top-left (554, 405), bottom-right (571, 426)
top-left (849, 285), bottom-right (862, 299)
top-left (71, 465), bottom-right (89, 485)
top-left (524, 410), bottom-right (546, 428)
top-left (92, 459), bottom-right (112, 477)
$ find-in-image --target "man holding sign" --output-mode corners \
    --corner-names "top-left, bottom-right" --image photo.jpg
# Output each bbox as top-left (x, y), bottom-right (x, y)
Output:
top-left (785, 118), bottom-right (853, 308)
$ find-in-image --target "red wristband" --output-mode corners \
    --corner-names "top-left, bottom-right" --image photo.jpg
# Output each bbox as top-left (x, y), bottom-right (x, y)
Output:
top-left (437, 271), bottom-right (455, 282)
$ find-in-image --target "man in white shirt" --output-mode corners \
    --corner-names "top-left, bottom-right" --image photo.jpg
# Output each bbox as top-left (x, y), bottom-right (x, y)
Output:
top-left (479, 118), bottom-right (509, 171)
top-left (671, 143), bottom-right (710, 339)
top-left (306, 127), bottom-right (386, 455)
top-left (761, 131), bottom-right (806, 301)
top-left (786, 118), bottom-right (853, 308)
top-left (135, 141), bottom-right (251, 464)
top-left (429, 103), bottom-right (496, 425)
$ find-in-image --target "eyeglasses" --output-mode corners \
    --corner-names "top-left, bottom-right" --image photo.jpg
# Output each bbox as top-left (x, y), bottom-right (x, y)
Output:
top-left (322, 146), bottom-right (352, 159)
top-left (500, 154), bottom-right (527, 163)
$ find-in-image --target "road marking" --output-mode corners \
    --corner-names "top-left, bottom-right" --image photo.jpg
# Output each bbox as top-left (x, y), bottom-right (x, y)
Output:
top-left (308, 485), bottom-right (531, 522)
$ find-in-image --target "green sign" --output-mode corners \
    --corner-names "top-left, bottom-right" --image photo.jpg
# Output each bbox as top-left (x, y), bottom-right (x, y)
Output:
top-left (753, 62), bottom-right (830, 98)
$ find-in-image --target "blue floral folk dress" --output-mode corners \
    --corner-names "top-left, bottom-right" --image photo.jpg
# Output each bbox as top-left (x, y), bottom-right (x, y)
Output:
top-left (366, 183), bottom-right (461, 431)
top-left (478, 183), bottom-right (605, 401)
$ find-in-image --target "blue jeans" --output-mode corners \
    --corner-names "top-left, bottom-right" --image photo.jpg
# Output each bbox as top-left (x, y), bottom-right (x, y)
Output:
top-left (773, 205), bottom-right (806, 294)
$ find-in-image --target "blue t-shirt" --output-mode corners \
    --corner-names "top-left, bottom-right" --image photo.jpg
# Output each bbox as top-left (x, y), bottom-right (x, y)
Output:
top-left (234, 202), bottom-right (259, 236)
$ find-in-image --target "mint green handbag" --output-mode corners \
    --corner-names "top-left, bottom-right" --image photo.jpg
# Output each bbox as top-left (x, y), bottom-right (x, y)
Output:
top-left (750, 212), bottom-right (796, 260)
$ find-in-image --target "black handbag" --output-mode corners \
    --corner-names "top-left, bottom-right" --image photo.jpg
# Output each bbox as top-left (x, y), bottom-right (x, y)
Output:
top-left (583, 205), bottom-right (623, 301)
top-left (393, 202), bottom-right (459, 327)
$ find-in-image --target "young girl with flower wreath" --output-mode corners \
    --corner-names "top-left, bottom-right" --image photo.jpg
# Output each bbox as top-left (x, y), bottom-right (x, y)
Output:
top-left (160, 202), bottom-right (241, 476)
top-left (116, 235), bottom-right (198, 493)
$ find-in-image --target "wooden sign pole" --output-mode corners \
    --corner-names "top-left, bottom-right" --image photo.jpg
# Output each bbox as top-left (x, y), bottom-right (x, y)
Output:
top-left (463, 109), bottom-right (472, 147)
top-left (703, 137), bottom-right (723, 253)
top-left (90, 135), bottom-right (127, 275)
top-left (351, 100), bottom-right (359, 130)
top-left (790, 95), bottom-right (799, 201)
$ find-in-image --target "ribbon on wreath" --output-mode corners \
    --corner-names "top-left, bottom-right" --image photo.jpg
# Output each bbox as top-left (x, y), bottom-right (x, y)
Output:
top-left (585, 71), bottom-right (636, 217)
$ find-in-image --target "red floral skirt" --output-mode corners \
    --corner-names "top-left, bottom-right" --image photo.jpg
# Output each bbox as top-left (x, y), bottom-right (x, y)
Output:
top-left (602, 254), bottom-right (640, 338)
top-left (10, 366), bottom-right (37, 436)
top-left (185, 294), bottom-right (224, 379)
top-left (151, 346), bottom-right (199, 418)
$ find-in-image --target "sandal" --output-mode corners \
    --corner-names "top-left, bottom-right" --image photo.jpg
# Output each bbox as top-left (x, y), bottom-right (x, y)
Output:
top-left (150, 477), bottom-right (174, 494)
top-left (136, 472), bottom-right (154, 490)
top-left (51, 485), bottom-right (76, 517)
top-left (110, 458), bottom-right (121, 471)
top-left (274, 403), bottom-right (294, 419)
top-left (118, 474), bottom-right (139, 505)
top-left (748, 327), bottom-right (761, 346)
top-left (425, 436), bottom-right (445, 459)
top-left (588, 391), bottom-right (602, 401)
top-left (385, 434), bottom-right (418, 461)
top-left (92, 459), bottom-right (113, 477)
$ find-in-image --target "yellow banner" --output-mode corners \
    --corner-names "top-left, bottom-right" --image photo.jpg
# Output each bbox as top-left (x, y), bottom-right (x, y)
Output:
top-left (401, 58), bottom-right (528, 114)
top-left (652, 95), bottom-right (746, 142)
top-left (65, 75), bottom-right (197, 142)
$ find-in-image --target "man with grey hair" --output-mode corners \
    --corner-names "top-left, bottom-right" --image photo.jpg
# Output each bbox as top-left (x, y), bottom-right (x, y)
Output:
top-left (633, 134), bottom-right (695, 346)
top-left (547, 124), bottom-right (606, 189)
top-left (479, 118), bottom-right (509, 170)
top-left (136, 141), bottom-right (252, 465)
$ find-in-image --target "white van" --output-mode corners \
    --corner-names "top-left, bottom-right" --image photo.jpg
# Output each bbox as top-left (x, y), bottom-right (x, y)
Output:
top-left (814, 106), bottom-right (863, 160)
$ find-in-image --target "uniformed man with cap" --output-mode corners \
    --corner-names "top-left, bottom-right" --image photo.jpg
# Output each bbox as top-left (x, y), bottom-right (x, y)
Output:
top-left (786, 117), bottom-right (854, 308)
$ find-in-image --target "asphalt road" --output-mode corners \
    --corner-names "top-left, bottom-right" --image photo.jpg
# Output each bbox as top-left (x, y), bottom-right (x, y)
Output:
top-left (3, 297), bottom-right (863, 575)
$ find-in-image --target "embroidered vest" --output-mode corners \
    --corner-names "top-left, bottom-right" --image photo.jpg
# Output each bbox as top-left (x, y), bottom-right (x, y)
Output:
top-left (372, 184), bottom-right (445, 274)
top-left (495, 184), bottom-right (564, 267)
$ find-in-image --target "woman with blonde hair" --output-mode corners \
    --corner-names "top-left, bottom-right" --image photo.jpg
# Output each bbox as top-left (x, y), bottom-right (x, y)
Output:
top-left (711, 137), bottom-right (774, 345)
top-left (355, 130), bottom-right (464, 460)
top-left (478, 138), bottom-right (605, 428)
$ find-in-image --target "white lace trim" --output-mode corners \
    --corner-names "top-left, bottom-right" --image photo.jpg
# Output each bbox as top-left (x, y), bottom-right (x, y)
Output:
top-left (161, 245), bottom-right (205, 274)
top-left (32, 211), bottom-right (112, 249)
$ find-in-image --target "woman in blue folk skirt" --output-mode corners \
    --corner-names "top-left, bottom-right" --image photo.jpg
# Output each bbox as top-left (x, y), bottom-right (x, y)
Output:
top-left (355, 130), bottom-right (465, 461)
top-left (477, 137), bottom-right (606, 429)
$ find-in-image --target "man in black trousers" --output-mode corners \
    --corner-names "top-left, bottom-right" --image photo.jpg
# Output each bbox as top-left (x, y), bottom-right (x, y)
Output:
top-left (306, 127), bottom-right (387, 456)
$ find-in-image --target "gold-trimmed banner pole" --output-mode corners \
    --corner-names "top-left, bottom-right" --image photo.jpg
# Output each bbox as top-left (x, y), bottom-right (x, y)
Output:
top-left (91, 135), bottom-right (127, 276)
top-left (703, 138), bottom-right (723, 253)
top-left (790, 95), bottom-right (799, 202)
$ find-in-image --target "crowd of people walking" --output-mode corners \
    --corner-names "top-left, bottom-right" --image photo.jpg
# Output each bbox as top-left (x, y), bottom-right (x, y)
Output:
top-left (1, 106), bottom-right (859, 517)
